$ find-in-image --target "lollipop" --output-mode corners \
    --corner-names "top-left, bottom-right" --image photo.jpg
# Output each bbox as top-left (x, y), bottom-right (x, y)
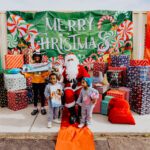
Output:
top-left (7, 34), bottom-right (18, 48)
top-left (117, 20), bottom-right (133, 41)
top-left (7, 14), bottom-right (27, 37)
top-left (23, 24), bottom-right (38, 42)
top-left (82, 57), bottom-right (95, 71)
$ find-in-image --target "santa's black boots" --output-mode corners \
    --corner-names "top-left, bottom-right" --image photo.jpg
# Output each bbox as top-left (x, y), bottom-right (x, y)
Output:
top-left (76, 105), bottom-right (81, 123)
top-left (68, 106), bottom-right (77, 124)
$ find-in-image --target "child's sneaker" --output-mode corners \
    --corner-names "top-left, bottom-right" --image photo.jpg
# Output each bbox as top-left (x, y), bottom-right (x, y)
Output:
top-left (31, 109), bottom-right (39, 116)
top-left (53, 119), bottom-right (61, 124)
top-left (78, 123), bottom-right (85, 128)
top-left (87, 122), bottom-right (92, 129)
top-left (48, 122), bottom-right (52, 128)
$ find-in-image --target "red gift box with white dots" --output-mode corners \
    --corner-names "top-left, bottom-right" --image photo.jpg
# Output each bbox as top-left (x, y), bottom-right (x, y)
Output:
top-left (7, 90), bottom-right (28, 111)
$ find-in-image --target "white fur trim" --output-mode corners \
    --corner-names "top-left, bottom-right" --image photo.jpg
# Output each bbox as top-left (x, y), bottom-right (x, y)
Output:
top-left (65, 101), bottom-right (75, 108)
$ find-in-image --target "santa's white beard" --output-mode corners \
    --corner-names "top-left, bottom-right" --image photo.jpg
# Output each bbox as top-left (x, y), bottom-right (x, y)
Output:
top-left (65, 61), bottom-right (79, 81)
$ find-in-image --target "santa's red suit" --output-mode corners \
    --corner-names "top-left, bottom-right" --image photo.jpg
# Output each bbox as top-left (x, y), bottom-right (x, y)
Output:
top-left (63, 54), bottom-right (90, 108)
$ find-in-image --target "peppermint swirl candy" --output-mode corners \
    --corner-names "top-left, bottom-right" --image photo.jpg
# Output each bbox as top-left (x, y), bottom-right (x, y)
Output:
top-left (7, 34), bottom-right (18, 48)
top-left (104, 31), bottom-right (117, 46)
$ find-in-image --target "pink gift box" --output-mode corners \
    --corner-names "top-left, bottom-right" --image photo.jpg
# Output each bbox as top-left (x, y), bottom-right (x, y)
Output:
top-left (93, 94), bottom-right (102, 113)
top-left (118, 87), bottom-right (130, 101)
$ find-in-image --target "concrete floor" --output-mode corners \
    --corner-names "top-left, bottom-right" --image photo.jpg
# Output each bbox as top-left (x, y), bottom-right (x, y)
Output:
top-left (0, 104), bottom-right (150, 134)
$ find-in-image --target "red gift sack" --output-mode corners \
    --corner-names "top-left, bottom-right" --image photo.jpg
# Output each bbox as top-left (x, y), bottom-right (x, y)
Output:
top-left (108, 98), bottom-right (135, 125)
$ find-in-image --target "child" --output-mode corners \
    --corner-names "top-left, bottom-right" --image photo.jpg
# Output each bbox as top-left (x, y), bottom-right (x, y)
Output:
top-left (22, 51), bottom-right (50, 115)
top-left (76, 77), bottom-right (99, 128)
top-left (44, 73), bottom-right (63, 128)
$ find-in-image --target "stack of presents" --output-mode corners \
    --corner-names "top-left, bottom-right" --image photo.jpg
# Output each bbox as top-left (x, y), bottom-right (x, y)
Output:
top-left (91, 54), bottom-right (150, 118)
top-left (0, 53), bottom-right (36, 110)
top-left (0, 53), bottom-right (150, 120)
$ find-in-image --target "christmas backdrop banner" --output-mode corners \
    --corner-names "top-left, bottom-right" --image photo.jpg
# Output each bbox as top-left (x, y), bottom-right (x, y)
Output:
top-left (7, 10), bottom-right (133, 63)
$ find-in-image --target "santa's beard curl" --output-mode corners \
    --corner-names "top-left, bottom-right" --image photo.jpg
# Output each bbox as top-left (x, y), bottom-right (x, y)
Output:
top-left (64, 55), bottom-right (79, 81)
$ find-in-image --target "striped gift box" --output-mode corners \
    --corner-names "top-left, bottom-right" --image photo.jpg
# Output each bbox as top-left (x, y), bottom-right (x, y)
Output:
top-left (130, 59), bottom-right (149, 66)
top-left (5, 54), bottom-right (24, 69)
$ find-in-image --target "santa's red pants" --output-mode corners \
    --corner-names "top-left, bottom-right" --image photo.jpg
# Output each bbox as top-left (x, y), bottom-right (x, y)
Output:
top-left (64, 88), bottom-right (81, 108)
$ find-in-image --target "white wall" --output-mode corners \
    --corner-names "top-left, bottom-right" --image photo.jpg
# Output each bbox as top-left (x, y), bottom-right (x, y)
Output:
top-left (0, 0), bottom-right (149, 11)
top-left (133, 11), bottom-right (147, 59)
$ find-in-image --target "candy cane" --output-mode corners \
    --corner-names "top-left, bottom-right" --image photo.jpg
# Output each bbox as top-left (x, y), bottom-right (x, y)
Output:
top-left (98, 15), bottom-right (114, 30)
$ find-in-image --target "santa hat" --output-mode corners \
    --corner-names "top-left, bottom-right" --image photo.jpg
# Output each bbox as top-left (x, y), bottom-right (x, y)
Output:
top-left (64, 53), bottom-right (79, 65)
top-left (83, 77), bottom-right (92, 87)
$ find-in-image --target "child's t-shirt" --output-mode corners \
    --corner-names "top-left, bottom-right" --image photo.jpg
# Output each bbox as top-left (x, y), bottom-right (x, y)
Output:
top-left (44, 82), bottom-right (63, 107)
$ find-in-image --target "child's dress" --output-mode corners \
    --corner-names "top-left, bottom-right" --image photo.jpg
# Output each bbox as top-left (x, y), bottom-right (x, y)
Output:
top-left (76, 87), bottom-right (99, 125)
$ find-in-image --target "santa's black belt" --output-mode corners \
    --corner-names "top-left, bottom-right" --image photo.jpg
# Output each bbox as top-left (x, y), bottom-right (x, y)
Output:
top-left (64, 78), bottom-right (83, 84)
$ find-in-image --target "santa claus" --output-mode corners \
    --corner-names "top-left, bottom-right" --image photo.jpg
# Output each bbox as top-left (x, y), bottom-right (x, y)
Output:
top-left (63, 53), bottom-right (90, 124)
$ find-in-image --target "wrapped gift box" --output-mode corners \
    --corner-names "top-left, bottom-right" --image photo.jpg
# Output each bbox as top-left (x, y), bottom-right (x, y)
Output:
top-left (101, 99), bottom-right (111, 115)
top-left (24, 54), bottom-right (32, 64)
top-left (26, 77), bottom-right (32, 87)
top-left (127, 66), bottom-right (150, 83)
top-left (4, 73), bottom-right (26, 91)
top-left (0, 88), bottom-right (7, 107)
top-left (93, 62), bottom-right (108, 76)
top-left (111, 55), bottom-right (130, 67)
top-left (107, 89), bottom-right (126, 99)
top-left (93, 83), bottom-right (110, 94)
top-left (0, 73), bottom-right (4, 88)
top-left (107, 70), bottom-right (123, 88)
top-left (130, 59), bottom-right (149, 66)
top-left (118, 87), bottom-right (130, 101)
top-left (5, 54), bottom-right (24, 69)
top-left (108, 66), bottom-right (127, 85)
top-left (7, 90), bottom-right (28, 111)
top-left (129, 81), bottom-right (150, 115)
top-left (42, 55), bottom-right (49, 63)
top-left (104, 95), bottom-right (114, 101)
top-left (93, 94), bottom-right (102, 113)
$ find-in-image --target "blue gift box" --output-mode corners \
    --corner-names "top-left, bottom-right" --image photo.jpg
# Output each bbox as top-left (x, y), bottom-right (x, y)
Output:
top-left (101, 99), bottom-right (111, 115)
top-left (111, 55), bottom-right (130, 67)
top-left (105, 95), bottom-right (114, 101)
top-left (127, 66), bottom-right (150, 83)
top-left (129, 81), bottom-right (150, 115)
